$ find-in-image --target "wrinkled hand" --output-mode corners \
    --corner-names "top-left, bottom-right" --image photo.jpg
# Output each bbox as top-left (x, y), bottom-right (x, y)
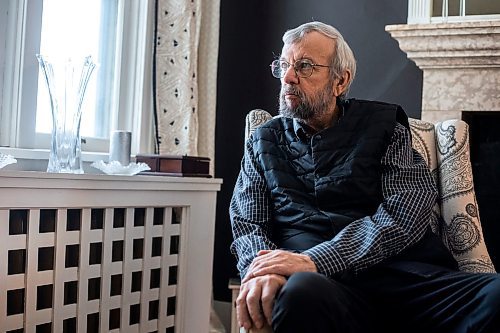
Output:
top-left (236, 273), bottom-right (286, 330)
top-left (242, 249), bottom-right (317, 283)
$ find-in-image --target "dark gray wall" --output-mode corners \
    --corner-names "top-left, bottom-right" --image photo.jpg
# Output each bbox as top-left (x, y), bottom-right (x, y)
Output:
top-left (213, 0), bottom-right (423, 301)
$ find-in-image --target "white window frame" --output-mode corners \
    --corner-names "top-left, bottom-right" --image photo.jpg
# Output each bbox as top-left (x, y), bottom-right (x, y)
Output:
top-left (407, 0), bottom-right (500, 24)
top-left (0, 0), bottom-right (155, 164)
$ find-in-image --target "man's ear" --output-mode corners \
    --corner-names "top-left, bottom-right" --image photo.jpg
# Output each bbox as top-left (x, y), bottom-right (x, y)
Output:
top-left (333, 70), bottom-right (351, 97)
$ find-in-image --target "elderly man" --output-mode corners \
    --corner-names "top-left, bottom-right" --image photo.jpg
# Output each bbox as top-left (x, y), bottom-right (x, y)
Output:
top-left (230, 21), bottom-right (500, 333)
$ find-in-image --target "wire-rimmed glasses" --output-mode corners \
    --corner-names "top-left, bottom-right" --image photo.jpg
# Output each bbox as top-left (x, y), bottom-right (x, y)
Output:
top-left (270, 59), bottom-right (331, 78)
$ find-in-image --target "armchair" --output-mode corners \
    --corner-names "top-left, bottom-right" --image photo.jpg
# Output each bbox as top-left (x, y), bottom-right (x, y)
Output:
top-left (231, 109), bottom-right (496, 333)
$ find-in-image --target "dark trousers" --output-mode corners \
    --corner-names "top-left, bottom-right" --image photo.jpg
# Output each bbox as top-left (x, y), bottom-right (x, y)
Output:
top-left (271, 262), bottom-right (500, 333)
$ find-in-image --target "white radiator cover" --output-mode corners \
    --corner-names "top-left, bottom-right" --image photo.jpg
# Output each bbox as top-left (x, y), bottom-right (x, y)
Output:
top-left (0, 171), bottom-right (222, 333)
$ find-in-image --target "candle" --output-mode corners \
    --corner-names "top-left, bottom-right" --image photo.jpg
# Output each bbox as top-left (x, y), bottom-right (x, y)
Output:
top-left (109, 130), bottom-right (131, 165)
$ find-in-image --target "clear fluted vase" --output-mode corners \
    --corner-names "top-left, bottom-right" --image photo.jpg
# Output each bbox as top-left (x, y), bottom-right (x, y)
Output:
top-left (37, 55), bottom-right (96, 173)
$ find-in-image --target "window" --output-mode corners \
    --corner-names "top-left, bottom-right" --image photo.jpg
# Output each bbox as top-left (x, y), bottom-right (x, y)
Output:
top-left (0, 0), bottom-right (154, 159)
top-left (408, 0), bottom-right (500, 24)
top-left (432, 0), bottom-right (500, 19)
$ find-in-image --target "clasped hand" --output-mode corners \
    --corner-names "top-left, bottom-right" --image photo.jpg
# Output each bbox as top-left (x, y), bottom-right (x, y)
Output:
top-left (236, 250), bottom-right (317, 330)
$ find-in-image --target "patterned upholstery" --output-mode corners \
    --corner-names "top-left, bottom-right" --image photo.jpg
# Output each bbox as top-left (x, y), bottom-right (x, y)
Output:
top-left (245, 109), bottom-right (275, 142)
top-left (245, 109), bottom-right (496, 274)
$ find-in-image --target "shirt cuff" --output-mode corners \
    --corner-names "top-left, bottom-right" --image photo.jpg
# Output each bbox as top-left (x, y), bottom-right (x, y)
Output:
top-left (303, 243), bottom-right (347, 277)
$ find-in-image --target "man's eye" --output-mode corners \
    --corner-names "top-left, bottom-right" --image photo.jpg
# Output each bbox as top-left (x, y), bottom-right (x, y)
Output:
top-left (279, 62), bottom-right (289, 70)
top-left (298, 62), bottom-right (313, 70)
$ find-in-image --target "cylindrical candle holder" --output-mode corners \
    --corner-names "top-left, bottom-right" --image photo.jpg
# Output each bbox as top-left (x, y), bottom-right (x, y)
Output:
top-left (109, 130), bottom-right (131, 165)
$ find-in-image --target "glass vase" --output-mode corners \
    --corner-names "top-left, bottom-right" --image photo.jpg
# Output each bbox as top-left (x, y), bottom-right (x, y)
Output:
top-left (36, 55), bottom-right (96, 173)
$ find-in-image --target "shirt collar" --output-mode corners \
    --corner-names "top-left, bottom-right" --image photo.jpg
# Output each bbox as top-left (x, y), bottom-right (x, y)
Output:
top-left (291, 98), bottom-right (346, 141)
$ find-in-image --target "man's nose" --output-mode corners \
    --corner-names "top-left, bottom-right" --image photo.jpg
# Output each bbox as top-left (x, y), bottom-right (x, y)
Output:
top-left (282, 65), bottom-right (299, 85)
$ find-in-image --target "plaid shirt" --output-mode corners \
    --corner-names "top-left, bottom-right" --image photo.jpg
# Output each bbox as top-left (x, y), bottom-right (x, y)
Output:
top-left (230, 121), bottom-right (437, 278)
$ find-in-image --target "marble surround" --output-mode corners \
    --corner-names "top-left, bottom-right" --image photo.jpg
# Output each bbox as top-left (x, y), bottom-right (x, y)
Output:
top-left (386, 21), bottom-right (500, 123)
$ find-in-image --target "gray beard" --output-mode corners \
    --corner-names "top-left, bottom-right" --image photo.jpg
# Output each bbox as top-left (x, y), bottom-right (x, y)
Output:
top-left (278, 83), bottom-right (335, 121)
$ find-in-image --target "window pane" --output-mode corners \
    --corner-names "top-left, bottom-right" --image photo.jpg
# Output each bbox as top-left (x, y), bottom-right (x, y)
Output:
top-left (432, 0), bottom-right (462, 17)
top-left (466, 0), bottom-right (500, 15)
top-left (36, 0), bottom-right (118, 139)
top-left (448, 0), bottom-right (461, 16)
top-left (432, 0), bottom-right (444, 17)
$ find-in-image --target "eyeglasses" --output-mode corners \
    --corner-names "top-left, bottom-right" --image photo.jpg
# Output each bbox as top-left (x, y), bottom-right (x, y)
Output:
top-left (270, 59), bottom-right (331, 78)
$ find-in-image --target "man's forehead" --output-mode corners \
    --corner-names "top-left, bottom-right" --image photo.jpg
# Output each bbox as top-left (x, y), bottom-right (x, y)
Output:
top-left (281, 32), bottom-right (335, 60)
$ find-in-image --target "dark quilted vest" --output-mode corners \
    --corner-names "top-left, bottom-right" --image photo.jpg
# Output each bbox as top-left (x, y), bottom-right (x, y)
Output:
top-left (250, 99), bottom-right (409, 251)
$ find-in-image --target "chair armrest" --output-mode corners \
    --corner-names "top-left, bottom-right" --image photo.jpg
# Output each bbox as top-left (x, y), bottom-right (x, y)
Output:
top-left (435, 119), bottom-right (496, 273)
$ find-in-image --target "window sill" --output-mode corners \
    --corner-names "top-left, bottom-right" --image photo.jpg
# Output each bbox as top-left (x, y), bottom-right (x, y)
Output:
top-left (0, 147), bottom-right (109, 173)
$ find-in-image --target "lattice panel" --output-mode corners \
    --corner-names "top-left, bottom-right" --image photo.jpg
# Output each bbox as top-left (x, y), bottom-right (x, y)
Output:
top-left (0, 206), bottom-right (184, 333)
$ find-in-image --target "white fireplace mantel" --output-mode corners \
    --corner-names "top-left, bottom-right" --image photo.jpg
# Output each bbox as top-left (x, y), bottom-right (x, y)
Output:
top-left (386, 21), bottom-right (500, 69)
top-left (386, 21), bottom-right (500, 122)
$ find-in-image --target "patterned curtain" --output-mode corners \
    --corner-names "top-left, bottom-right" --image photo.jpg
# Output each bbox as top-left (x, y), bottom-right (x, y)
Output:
top-left (153, 0), bottom-right (220, 169)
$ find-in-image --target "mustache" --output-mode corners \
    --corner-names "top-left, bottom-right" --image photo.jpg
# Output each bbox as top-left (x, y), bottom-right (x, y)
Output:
top-left (281, 85), bottom-right (303, 97)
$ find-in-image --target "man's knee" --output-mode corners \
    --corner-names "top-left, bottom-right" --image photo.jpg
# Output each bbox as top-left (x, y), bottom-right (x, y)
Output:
top-left (272, 272), bottom-right (333, 331)
top-left (273, 272), bottom-right (328, 314)
top-left (271, 272), bottom-right (374, 333)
